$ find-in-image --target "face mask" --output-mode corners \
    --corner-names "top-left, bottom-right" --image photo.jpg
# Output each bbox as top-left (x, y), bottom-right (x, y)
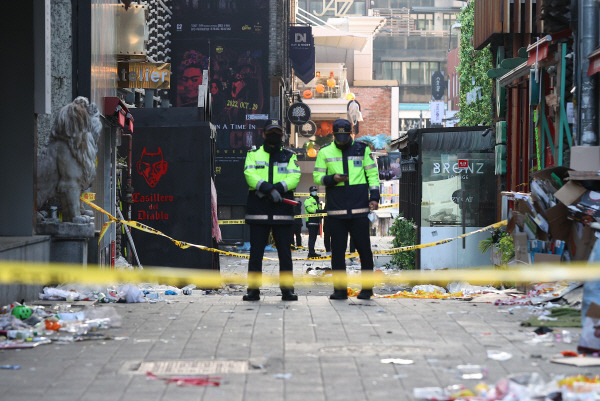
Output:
top-left (265, 132), bottom-right (282, 146)
top-left (310, 191), bottom-right (317, 196)
top-left (334, 133), bottom-right (351, 148)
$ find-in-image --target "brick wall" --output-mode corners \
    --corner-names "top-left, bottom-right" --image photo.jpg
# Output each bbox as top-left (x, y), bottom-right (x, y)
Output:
top-left (351, 86), bottom-right (392, 138)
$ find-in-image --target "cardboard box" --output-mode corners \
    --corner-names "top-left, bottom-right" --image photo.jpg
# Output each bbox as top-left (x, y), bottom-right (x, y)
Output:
top-left (554, 181), bottom-right (586, 206)
top-left (546, 203), bottom-right (571, 241)
top-left (570, 146), bottom-right (600, 171)
top-left (568, 222), bottom-right (595, 261)
top-left (512, 232), bottom-right (530, 264)
top-left (532, 253), bottom-right (562, 264)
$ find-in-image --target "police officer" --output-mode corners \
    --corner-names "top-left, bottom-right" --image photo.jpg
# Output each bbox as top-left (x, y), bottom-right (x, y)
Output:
top-left (243, 119), bottom-right (301, 301)
top-left (313, 118), bottom-right (380, 300)
top-left (304, 186), bottom-right (322, 258)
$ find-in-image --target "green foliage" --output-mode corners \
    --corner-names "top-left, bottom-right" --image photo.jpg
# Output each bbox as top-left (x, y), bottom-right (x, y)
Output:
top-left (387, 214), bottom-right (416, 270)
top-left (497, 235), bottom-right (515, 265)
top-left (478, 227), bottom-right (509, 254)
top-left (457, 1), bottom-right (494, 126)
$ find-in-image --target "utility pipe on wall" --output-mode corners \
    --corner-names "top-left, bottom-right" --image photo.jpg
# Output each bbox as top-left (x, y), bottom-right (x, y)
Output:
top-left (578, 0), bottom-right (598, 145)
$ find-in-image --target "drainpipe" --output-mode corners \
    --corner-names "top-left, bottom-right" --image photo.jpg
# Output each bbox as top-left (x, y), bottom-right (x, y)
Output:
top-left (578, 0), bottom-right (598, 145)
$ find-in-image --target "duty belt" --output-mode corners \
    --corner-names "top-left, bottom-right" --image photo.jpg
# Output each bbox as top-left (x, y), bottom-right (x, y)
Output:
top-left (327, 208), bottom-right (370, 216)
top-left (245, 214), bottom-right (295, 221)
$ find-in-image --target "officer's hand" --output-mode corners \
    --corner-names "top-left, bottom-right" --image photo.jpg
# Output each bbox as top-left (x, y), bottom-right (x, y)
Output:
top-left (369, 200), bottom-right (379, 211)
top-left (270, 189), bottom-right (283, 203)
top-left (333, 174), bottom-right (349, 183)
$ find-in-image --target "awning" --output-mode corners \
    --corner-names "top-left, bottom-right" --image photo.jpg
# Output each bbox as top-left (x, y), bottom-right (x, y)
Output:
top-left (588, 47), bottom-right (600, 76)
top-left (526, 35), bottom-right (552, 66)
top-left (312, 26), bottom-right (370, 51)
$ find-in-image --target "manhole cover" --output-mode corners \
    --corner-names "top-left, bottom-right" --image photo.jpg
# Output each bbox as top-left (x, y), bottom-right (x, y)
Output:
top-left (128, 360), bottom-right (249, 375)
top-left (319, 345), bottom-right (433, 355)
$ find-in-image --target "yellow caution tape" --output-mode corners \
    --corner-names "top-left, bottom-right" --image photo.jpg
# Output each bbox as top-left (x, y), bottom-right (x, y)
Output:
top-left (378, 203), bottom-right (398, 209)
top-left (82, 195), bottom-right (506, 262)
top-left (1, 260), bottom-right (600, 287)
top-left (217, 219), bottom-right (246, 225)
top-left (295, 193), bottom-right (399, 197)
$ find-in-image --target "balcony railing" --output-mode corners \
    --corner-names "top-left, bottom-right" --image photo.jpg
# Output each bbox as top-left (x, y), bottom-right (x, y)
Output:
top-left (296, 66), bottom-right (350, 100)
top-left (373, 8), bottom-right (451, 37)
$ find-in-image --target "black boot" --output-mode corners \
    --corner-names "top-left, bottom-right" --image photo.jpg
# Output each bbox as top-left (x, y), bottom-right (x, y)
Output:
top-left (281, 288), bottom-right (298, 301)
top-left (243, 289), bottom-right (261, 301)
top-left (329, 289), bottom-right (348, 300)
top-left (357, 289), bottom-right (373, 300)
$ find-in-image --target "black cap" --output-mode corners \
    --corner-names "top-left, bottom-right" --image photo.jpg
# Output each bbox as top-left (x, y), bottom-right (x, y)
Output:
top-left (264, 119), bottom-right (284, 134)
top-left (309, 186), bottom-right (318, 192)
top-left (333, 118), bottom-right (352, 134)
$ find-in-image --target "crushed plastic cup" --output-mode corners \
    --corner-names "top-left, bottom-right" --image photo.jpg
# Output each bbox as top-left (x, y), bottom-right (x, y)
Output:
top-left (182, 284), bottom-right (196, 295)
top-left (457, 364), bottom-right (485, 380)
top-left (413, 387), bottom-right (445, 400)
top-left (487, 350), bottom-right (513, 361)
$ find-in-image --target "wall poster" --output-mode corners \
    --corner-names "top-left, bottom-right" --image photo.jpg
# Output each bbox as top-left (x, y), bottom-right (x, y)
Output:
top-left (170, 0), bottom-right (270, 207)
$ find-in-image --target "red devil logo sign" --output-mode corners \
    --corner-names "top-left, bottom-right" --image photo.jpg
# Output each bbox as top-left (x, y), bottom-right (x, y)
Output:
top-left (136, 147), bottom-right (168, 187)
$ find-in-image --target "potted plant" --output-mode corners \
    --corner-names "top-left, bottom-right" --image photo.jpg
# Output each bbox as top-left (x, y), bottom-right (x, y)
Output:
top-left (478, 228), bottom-right (515, 266)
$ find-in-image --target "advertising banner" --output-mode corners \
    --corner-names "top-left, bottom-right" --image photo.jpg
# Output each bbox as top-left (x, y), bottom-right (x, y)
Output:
top-left (289, 26), bottom-right (315, 84)
top-left (170, 0), bottom-right (270, 207)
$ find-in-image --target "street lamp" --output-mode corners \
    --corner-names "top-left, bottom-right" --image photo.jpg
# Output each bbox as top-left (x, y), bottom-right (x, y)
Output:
top-left (448, 22), bottom-right (461, 52)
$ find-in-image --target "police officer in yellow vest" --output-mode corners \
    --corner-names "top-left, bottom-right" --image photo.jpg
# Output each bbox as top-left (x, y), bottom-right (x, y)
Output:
top-left (304, 186), bottom-right (322, 258)
top-left (243, 119), bottom-right (301, 301)
top-left (313, 118), bottom-right (380, 300)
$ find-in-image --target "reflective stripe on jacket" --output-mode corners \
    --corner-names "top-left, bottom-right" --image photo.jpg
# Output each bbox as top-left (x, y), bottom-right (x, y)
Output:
top-left (313, 140), bottom-right (380, 219)
top-left (304, 196), bottom-right (321, 226)
top-left (244, 145), bottom-right (301, 224)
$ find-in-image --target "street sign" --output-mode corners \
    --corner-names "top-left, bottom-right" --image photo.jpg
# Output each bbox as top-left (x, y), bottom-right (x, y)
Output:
top-left (287, 102), bottom-right (311, 126)
top-left (431, 71), bottom-right (445, 100)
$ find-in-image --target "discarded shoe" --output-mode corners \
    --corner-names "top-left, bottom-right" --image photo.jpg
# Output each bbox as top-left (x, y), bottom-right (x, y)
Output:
top-left (329, 289), bottom-right (348, 300)
top-left (243, 289), bottom-right (260, 301)
top-left (357, 289), bottom-right (373, 300)
top-left (281, 288), bottom-right (298, 301)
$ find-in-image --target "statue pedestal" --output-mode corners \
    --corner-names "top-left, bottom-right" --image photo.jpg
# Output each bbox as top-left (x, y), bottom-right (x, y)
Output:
top-left (37, 222), bottom-right (94, 266)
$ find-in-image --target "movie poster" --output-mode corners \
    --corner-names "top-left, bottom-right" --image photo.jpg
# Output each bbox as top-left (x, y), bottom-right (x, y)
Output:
top-left (170, 0), bottom-right (270, 205)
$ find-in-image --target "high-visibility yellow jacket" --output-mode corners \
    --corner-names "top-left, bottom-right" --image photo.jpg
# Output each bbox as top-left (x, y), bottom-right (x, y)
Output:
top-left (313, 140), bottom-right (380, 219)
top-left (244, 145), bottom-right (301, 224)
top-left (304, 195), bottom-right (321, 226)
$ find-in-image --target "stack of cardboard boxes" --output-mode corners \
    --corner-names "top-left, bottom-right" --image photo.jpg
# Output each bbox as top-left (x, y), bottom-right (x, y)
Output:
top-left (506, 146), bottom-right (600, 267)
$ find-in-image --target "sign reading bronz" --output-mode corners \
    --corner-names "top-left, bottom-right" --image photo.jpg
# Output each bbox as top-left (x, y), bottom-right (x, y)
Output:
top-left (117, 62), bottom-right (171, 89)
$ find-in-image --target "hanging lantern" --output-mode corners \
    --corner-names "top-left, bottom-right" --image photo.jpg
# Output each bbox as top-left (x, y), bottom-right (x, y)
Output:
top-left (316, 84), bottom-right (325, 93)
top-left (327, 78), bottom-right (336, 88)
top-left (303, 89), bottom-right (313, 99)
top-left (316, 71), bottom-right (321, 78)
top-left (346, 92), bottom-right (355, 100)
top-left (307, 148), bottom-right (317, 158)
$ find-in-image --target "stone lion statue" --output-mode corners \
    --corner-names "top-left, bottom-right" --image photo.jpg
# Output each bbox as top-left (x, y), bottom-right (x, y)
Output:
top-left (37, 96), bottom-right (103, 223)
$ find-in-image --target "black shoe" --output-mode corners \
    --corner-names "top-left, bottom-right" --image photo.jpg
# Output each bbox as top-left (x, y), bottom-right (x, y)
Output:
top-left (329, 289), bottom-right (348, 300)
top-left (243, 289), bottom-right (260, 301)
top-left (307, 253), bottom-right (321, 258)
top-left (281, 288), bottom-right (298, 301)
top-left (357, 289), bottom-right (373, 300)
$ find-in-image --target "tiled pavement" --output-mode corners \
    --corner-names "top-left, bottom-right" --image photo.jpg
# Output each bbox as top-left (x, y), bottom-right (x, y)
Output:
top-left (0, 235), bottom-right (588, 401)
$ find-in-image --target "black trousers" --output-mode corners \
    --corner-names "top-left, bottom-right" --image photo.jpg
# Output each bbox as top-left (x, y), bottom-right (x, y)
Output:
top-left (248, 224), bottom-right (293, 289)
top-left (307, 225), bottom-right (319, 254)
top-left (291, 223), bottom-right (302, 246)
top-left (329, 216), bottom-right (374, 288)
top-left (323, 216), bottom-right (331, 252)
